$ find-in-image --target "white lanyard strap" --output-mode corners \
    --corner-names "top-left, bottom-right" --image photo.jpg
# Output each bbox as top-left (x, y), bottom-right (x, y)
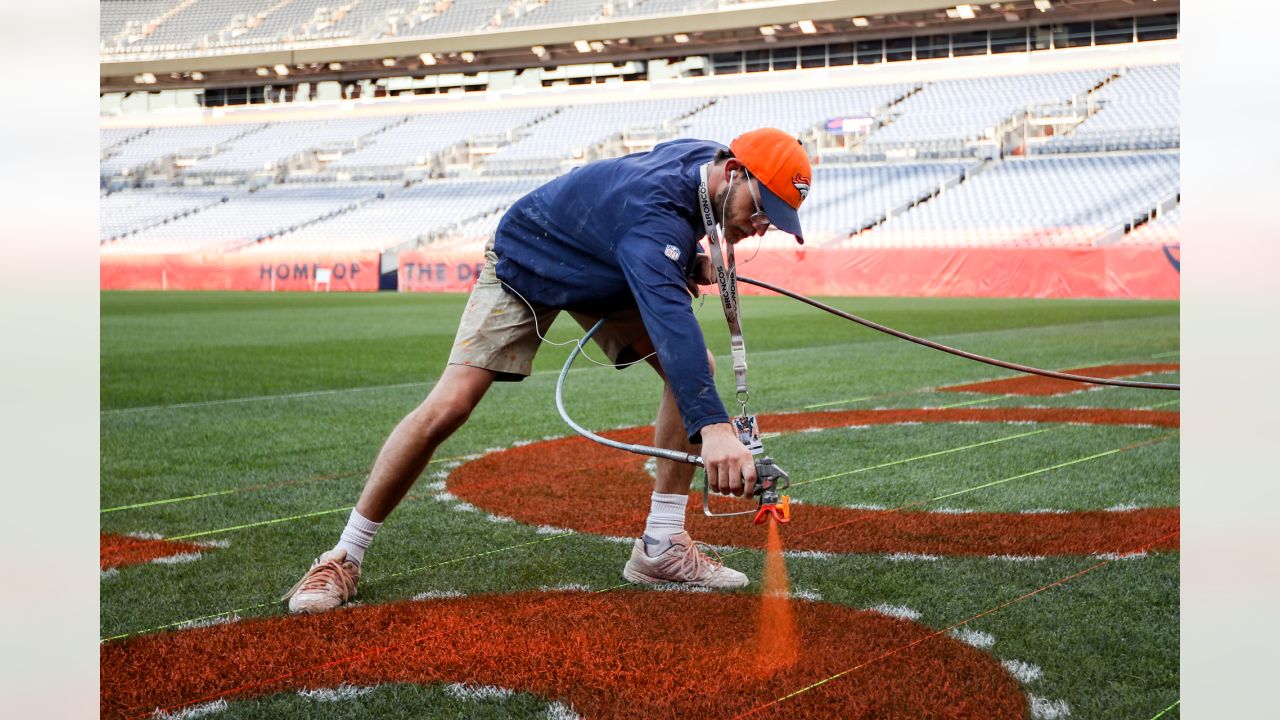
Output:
top-left (698, 164), bottom-right (749, 410)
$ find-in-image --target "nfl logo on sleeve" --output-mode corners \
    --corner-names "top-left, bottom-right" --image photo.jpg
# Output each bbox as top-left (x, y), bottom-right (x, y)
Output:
top-left (664, 244), bottom-right (681, 262)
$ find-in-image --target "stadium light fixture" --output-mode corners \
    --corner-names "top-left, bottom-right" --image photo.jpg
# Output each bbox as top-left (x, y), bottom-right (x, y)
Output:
top-left (673, 33), bottom-right (689, 43)
top-left (460, 51), bottom-right (476, 62)
top-left (574, 39), bottom-right (591, 53)
top-left (531, 45), bottom-right (547, 57)
top-left (273, 64), bottom-right (290, 76)
top-left (589, 41), bottom-right (604, 51)
top-left (797, 20), bottom-right (817, 34)
top-left (758, 25), bottom-right (776, 36)
top-left (191, 71), bottom-right (204, 81)
top-left (134, 72), bottom-right (156, 84)
top-left (1034, 0), bottom-right (1052, 10)
top-left (851, 17), bottom-right (869, 26)
top-left (329, 62), bottom-right (343, 71)
top-left (956, 4), bottom-right (976, 18)
top-left (381, 58), bottom-right (397, 67)
top-left (419, 52), bottom-right (437, 65)
top-left (255, 67), bottom-right (271, 77)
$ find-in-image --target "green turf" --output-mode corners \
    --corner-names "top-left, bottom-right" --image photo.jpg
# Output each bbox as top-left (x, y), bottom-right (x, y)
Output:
top-left (101, 291), bottom-right (1178, 718)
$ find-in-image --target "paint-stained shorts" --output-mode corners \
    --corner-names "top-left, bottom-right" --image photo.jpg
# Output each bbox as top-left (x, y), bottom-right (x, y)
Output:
top-left (448, 240), bottom-right (649, 381)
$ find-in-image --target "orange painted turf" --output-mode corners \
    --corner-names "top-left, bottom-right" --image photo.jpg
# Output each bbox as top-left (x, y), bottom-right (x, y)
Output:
top-left (101, 406), bottom-right (1177, 717)
top-left (100, 533), bottom-right (209, 570)
top-left (939, 364), bottom-right (1180, 396)
top-left (448, 408), bottom-right (1180, 557)
top-left (100, 591), bottom-right (1027, 720)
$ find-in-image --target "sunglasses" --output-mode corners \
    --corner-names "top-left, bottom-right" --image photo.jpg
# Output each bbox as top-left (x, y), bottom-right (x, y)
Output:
top-left (742, 170), bottom-right (771, 233)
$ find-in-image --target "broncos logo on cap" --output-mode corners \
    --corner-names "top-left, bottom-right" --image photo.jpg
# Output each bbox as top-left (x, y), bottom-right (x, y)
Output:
top-left (792, 172), bottom-right (810, 202)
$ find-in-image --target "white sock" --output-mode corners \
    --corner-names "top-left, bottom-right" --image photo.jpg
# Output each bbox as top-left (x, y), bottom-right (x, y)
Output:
top-left (335, 509), bottom-right (382, 566)
top-left (642, 492), bottom-right (688, 556)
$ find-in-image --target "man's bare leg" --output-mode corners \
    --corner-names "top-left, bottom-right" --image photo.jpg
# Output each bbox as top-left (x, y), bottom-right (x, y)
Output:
top-left (356, 363), bottom-right (497, 521)
top-left (285, 363), bottom-right (497, 613)
top-left (622, 349), bottom-right (748, 587)
top-left (642, 345), bottom-right (714, 494)
top-left (629, 349), bottom-right (715, 559)
top-left (652, 380), bottom-right (699, 495)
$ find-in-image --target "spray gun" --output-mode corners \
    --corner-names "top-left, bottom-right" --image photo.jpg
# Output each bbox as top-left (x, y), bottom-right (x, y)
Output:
top-left (701, 451), bottom-right (791, 524)
top-left (701, 412), bottom-right (791, 524)
top-left (557, 318), bottom-right (792, 525)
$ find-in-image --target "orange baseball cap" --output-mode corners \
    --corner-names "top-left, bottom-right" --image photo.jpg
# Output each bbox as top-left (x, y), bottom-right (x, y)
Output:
top-left (729, 128), bottom-right (812, 244)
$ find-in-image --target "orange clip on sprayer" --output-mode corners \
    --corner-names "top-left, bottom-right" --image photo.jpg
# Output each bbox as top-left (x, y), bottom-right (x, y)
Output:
top-left (752, 457), bottom-right (791, 525)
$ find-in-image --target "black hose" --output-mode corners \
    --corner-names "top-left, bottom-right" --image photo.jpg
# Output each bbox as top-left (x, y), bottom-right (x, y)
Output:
top-left (737, 275), bottom-right (1179, 392)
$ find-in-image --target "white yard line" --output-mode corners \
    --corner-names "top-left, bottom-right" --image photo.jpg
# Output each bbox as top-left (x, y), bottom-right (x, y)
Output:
top-left (152, 699), bottom-right (227, 719)
top-left (297, 684), bottom-right (376, 702)
top-left (949, 627), bottom-right (995, 648)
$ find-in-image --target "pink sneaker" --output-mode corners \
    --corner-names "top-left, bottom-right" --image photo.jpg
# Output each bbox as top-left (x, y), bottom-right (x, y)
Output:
top-left (622, 531), bottom-right (749, 589)
top-left (282, 549), bottom-right (360, 614)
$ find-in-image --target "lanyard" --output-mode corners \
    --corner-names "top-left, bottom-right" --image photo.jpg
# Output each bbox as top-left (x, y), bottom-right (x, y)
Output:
top-left (697, 163), bottom-right (749, 414)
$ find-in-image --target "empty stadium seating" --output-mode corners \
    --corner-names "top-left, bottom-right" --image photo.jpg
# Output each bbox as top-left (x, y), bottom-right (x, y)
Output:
top-left (481, 98), bottom-right (709, 173)
top-left (864, 70), bottom-right (1112, 152)
top-left (1116, 204), bottom-right (1179, 246)
top-left (328, 107), bottom-right (551, 170)
top-left (852, 153), bottom-right (1178, 247)
top-left (188, 117), bottom-right (405, 174)
top-left (370, 0), bottom-right (516, 40)
top-left (99, 187), bottom-right (232, 242)
top-left (609, 0), bottom-right (715, 19)
top-left (248, 177), bottom-right (543, 251)
top-left (672, 84), bottom-right (915, 147)
top-left (800, 163), bottom-right (970, 236)
top-left (1033, 64), bottom-right (1179, 154)
top-left (100, 0), bottom-right (177, 45)
top-left (101, 185), bottom-right (387, 254)
top-left (99, 0), bottom-right (723, 54)
top-left (99, 62), bottom-right (1181, 255)
top-left (100, 124), bottom-right (264, 177)
top-left (100, 127), bottom-right (147, 152)
top-left (500, 0), bottom-right (612, 29)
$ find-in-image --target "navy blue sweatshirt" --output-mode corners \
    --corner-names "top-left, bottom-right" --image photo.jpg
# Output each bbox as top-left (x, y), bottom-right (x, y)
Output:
top-left (493, 139), bottom-right (729, 442)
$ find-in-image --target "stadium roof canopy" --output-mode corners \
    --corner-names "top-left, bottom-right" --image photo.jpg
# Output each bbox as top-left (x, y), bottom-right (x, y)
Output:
top-left (100, 0), bottom-right (1177, 92)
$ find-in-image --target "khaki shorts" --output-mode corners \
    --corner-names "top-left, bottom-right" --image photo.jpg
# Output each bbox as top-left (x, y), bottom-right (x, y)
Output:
top-left (448, 241), bottom-right (650, 381)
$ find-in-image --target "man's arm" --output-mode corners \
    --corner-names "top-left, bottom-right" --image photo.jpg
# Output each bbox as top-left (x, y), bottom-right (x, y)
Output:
top-left (616, 231), bottom-right (756, 494)
top-left (683, 253), bottom-right (756, 495)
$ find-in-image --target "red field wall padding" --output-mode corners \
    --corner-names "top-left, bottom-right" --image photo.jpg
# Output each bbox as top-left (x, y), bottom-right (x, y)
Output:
top-left (397, 249), bottom-right (488, 292)
top-left (101, 246), bottom-right (1179, 298)
top-left (100, 253), bottom-right (381, 291)
top-left (736, 245), bottom-right (1180, 299)
top-left (397, 245), bottom-right (1179, 299)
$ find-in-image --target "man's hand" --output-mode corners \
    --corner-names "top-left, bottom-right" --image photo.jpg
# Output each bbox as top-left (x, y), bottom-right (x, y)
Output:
top-left (700, 423), bottom-right (758, 498)
top-left (685, 254), bottom-right (715, 297)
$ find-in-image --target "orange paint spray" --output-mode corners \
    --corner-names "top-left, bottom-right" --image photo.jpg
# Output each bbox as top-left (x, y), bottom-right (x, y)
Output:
top-left (757, 517), bottom-right (799, 671)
